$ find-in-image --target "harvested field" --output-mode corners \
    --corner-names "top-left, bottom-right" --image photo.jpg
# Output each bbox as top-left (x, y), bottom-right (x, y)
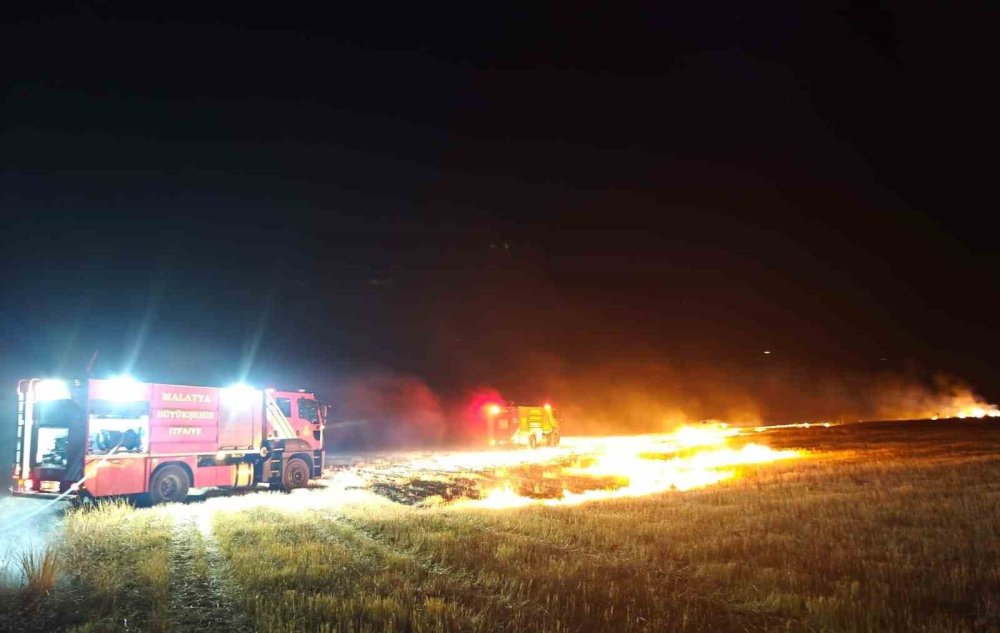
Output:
top-left (1, 419), bottom-right (998, 632)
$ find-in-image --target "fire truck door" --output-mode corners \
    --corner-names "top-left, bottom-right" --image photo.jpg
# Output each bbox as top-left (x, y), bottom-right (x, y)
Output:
top-left (89, 456), bottom-right (147, 496)
top-left (219, 393), bottom-right (261, 449)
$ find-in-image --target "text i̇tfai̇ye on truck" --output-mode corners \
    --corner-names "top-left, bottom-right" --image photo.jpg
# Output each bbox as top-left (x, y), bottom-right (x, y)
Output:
top-left (11, 377), bottom-right (326, 504)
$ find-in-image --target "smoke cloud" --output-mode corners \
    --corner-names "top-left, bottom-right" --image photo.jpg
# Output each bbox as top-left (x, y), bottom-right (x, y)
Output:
top-left (541, 361), bottom-right (999, 434)
top-left (328, 370), bottom-right (447, 450)
top-left (866, 374), bottom-right (999, 421)
top-left (323, 360), bottom-right (997, 449)
top-left (0, 497), bottom-right (64, 585)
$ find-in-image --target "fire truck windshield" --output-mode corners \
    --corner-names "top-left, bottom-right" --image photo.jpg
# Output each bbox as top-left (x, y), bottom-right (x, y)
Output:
top-left (298, 398), bottom-right (320, 424)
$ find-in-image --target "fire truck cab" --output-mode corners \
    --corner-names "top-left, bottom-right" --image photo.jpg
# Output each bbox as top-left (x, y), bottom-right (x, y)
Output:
top-left (11, 377), bottom-right (325, 504)
top-left (486, 403), bottom-right (561, 448)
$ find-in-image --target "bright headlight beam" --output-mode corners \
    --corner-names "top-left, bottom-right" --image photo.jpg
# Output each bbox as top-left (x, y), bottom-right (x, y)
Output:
top-left (222, 383), bottom-right (259, 407)
top-left (34, 379), bottom-right (71, 402)
top-left (105, 375), bottom-right (145, 402)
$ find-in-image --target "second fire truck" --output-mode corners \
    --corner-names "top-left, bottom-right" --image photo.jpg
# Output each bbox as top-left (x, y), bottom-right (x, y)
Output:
top-left (486, 403), bottom-right (561, 448)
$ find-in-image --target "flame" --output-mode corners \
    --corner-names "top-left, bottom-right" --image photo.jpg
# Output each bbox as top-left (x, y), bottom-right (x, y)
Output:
top-left (754, 422), bottom-right (835, 432)
top-left (954, 405), bottom-right (1000, 419)
top-left (876, 382), bottom-right (1000, 421)
top-left (398, 424), bottom-right (804, 508)
top-left (672, 422), bottom-right (737, 447)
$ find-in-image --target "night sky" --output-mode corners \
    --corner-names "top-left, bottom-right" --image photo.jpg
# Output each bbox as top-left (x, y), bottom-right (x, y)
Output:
top-left (2, 3), bottom-right (997, 431)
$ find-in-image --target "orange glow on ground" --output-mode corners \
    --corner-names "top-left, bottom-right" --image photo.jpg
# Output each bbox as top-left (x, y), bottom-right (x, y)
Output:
top-left (411, 424), bottom-right (805, 508)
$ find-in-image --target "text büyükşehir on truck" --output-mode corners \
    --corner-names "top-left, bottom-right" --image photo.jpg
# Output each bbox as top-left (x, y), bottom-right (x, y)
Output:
top-left (10, 377), bottom-right (325, 504)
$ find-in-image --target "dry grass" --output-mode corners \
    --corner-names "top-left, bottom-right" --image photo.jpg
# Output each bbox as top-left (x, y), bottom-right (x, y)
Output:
top-left (2, 420), bottom-right (998, 632)
top-left (19, 545), bottom-right (59, 598)
top-left (60, 499), bottom-right (174, 632)
top-left (212, 505), bottom-right (491, 632)
top-left (207, 421), bottom-right (1000, 632)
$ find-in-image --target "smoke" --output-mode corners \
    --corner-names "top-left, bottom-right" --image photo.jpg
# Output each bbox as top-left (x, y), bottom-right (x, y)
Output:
top-left (866, 374), bottom-right (1000, 420)
top-left (0, 497), bottom-right (64, 585)
top-left (323, 360), bottom-right (997, 449)
top-left (467, 355), bottom-right (999, 434)
top-left (325, 362), bottom-right (766, 446)
top-left (544, 365), bottom-right (1000, 433)
top-left (541, 360), bottom-right (768, 435)
top-left (328, 370), bottom-right (447, 449)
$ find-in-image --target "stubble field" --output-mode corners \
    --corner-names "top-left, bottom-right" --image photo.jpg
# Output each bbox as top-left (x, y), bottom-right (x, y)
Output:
top-left (2, 420), bottom-right (998, 632)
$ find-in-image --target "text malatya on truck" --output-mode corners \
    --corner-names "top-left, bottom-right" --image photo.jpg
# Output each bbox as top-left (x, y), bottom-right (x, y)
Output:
top-left (11, 377), bottom-right (325, 504)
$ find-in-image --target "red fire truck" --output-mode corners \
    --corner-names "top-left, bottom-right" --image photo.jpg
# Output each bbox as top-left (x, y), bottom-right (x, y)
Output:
top-left (11, 377), bottom-right (325, 504)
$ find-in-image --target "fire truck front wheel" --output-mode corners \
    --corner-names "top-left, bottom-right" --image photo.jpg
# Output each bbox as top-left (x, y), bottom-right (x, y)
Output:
top-left (150, 465), bottom-right (190, 505)
top-left (280, 458), bottom-right (310, 491)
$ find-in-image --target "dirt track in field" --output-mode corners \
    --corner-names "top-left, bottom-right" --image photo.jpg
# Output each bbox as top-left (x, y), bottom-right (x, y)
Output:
top-left (165, 507), bottom-right (251, 632)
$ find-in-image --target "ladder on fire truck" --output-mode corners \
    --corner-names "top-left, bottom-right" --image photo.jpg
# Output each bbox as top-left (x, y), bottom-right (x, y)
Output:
top-left (13, 386), bottom-right (26, 479)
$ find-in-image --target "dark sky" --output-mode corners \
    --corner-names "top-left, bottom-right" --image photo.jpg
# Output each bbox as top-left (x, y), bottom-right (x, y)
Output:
top-left (2, 2), bottom-right (998, 412)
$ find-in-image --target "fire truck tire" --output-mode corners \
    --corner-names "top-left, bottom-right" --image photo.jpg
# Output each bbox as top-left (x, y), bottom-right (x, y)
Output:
top-left (70, 493), bottom-right (95, 509)
top-left (149, 465), bottom-right (190, 505)
top-left (528, 434), bottom-right (538, 449)
top-left (280, 458), bottom-right (310, 491)
top-left (549, 432), bottom-right (560, 447)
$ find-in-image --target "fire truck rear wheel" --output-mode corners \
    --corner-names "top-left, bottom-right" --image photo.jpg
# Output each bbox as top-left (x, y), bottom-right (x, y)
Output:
top-left (70, 493), bottom-right (95, 509)
top-left (549, 432), bottom-right (560, 447)
top-left (528, 434), bottom-right (538, 449)
top-left (150, 465), bottom-right (190, 505)
top-left (281, 458), bottom-right (310, 491)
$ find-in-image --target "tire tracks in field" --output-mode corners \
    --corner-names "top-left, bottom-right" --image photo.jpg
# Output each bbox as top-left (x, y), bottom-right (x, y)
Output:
top-left (335, 510), bottom-right (793, 633)
top-left (315, 510), bottom-right (564, 633)
top-left (166, 507), bottom-right (252, 632)
top-left (473, 518), bottom-right (800, 631)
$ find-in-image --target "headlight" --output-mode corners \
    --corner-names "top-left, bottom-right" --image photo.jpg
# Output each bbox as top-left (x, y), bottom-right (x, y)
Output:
top-left (105, 376), bottom-right (146, 401)
top-left (222, 384), bottom-right (259, 407)
top-left (34, 379), bottom-right (71, 402)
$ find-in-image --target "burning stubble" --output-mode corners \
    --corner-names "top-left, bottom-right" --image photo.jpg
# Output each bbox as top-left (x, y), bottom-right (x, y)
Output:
top-left (355, 423), bottom-right (804, 508)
